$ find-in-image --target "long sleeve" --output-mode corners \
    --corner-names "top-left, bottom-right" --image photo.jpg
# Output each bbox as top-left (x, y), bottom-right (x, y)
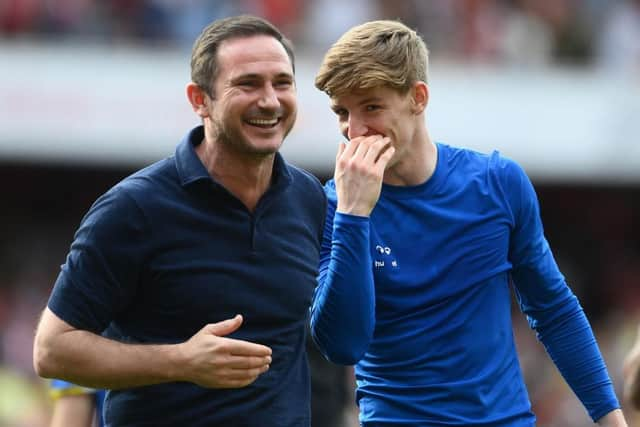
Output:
top-left (310, 183), bottom-right (376, 365)
top-left (505, 159), bottom-right (620, 422)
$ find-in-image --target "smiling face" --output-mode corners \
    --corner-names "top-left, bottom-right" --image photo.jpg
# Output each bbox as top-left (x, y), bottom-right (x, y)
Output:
top-left (204, 35), bottom-right (297, 157)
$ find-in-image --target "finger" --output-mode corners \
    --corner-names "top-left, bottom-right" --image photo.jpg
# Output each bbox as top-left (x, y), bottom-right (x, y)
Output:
top-left (204, 314), bottom-right (243, 337)
top-left (226, 365), bottom-right (269, 380)
top-left (215, 377), bottom-right (260, 389)
top-left (375, 145), bottom-right (395, 173)
top-left (354, 135), bottom-right (389, 160)
top-left (341, 137), bottom-right (360, 160)
top-left (335, 140), bottom-right (359, 175)
top-left (351, 135), bottom-right (378, 160)
top-left (362, 137), bottom-right (391, 164)
top-left (224, 354), bottom-right (272, 369)
top-left (222, 337), bottom-right (272, 357)
top-left (218, 366), bottom-right (269, 384)
top-left (214, 365), bottom-right (269, 387)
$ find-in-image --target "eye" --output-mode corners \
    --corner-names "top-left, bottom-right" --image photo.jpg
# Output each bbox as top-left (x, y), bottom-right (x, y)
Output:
top-left (332, 108), bottom-right (348, 118)
top-left (366, 104), bottom-right (381, 112)
top-left (274, 79), bottom-right (293, 88)
top-left (237, 80), bottom-right (258, 88)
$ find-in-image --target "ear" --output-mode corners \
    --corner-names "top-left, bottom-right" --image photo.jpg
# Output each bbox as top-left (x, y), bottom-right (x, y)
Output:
top-left (411, 81), bottom-right (429, 115)
top-left (186, 83), bottom-right (210, 118)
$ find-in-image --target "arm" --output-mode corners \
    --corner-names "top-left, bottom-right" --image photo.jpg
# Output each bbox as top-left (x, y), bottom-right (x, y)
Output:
top-left (623, 324), bottom-right (640, 410)
top-left (597, 410), bottom-right (628, 427)
top-left (50, 393), bottom-right (95, 427)
top-left (310, 136), bottom-right (394, 364)
top-left (34, 185), bottom-right (271, 390)
top-left (311, 209), bottom-right (375, 365)
top-left (504, 159), bottom-right (624, 424)
top-left (34, 308), bottom-right (272, 389)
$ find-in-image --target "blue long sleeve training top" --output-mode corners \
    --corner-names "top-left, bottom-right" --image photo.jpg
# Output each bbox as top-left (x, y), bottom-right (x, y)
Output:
top-left (311, 143), bottom-right (620, 426)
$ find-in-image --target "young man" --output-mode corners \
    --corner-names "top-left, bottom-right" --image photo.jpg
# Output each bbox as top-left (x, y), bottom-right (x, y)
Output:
top-left (310, 20), bottom-right (628, 427)
top-left (49, 380), bottom-right (105, 427)
top-left (33, 15), bottom-right (326, 427)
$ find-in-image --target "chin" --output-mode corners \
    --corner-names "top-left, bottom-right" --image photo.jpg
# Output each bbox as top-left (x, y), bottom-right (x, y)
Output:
top-left (247, 140), bottom-right (284, 156)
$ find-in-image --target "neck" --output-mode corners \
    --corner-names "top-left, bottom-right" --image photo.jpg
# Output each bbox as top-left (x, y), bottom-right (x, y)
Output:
top-left (195, 137), bottom-right (275, 212)
top-left (383, 126), bottom-right (437, 187)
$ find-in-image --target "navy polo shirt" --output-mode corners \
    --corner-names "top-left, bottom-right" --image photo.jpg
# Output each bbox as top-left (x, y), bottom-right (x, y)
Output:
top-left (48, 126), bottom-right (327, 427)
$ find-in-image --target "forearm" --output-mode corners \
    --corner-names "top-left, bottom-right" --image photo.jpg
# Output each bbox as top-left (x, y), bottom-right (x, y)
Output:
top-left (311, 213), bottom-right (375, 365)
top-left (513, 259), bottom-right (619, 420)
top-left (311, 265), bottom-right (375, 365)
top-left (34, 310), bottom-right (182, 389)
top-left (535, 300), bottom-right (619, 421)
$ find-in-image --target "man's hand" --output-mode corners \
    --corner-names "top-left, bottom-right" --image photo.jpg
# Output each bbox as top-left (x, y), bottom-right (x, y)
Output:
top-left (334, 135), bottom-right (394, 217)
top-left (177, 315), bottom-right (272, 388)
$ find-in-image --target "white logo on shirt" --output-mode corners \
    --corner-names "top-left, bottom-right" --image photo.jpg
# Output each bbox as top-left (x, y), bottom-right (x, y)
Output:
top-left (375, 245), bottom-right (391, 255)
top-left (374, 244), bottom-right (398, 269)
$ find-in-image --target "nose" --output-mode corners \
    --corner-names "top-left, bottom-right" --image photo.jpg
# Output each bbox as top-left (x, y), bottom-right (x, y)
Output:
top-left (345, 115), bottom-right (368, 140)
top-left (257, 84), bottom-right (280, 110)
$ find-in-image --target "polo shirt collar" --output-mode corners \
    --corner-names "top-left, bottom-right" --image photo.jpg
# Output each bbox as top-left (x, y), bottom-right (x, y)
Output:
top-left (175, 125), bottom-right (293, 189)
top-left (175, 126), bottom-right (209, 185)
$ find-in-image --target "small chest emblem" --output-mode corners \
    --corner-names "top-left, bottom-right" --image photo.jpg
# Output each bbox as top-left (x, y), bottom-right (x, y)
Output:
top-left (374, 245), bottom-right (399, 269)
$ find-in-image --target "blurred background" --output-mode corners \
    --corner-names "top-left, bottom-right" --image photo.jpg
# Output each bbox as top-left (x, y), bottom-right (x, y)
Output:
top-left (0, 0), bottom-right (639, 426)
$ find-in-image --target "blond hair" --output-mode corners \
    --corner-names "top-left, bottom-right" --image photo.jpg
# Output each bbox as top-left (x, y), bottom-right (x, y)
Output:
top-left (315, 20), bottom-right (429, 97)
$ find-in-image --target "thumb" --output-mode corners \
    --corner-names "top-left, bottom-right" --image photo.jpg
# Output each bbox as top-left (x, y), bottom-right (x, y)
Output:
top-left (205, 314), bottom-right (243, 337)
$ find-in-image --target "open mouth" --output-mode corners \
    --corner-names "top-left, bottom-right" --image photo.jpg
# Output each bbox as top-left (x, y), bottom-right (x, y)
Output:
top-left (245, 117), bottom-right (280, 128)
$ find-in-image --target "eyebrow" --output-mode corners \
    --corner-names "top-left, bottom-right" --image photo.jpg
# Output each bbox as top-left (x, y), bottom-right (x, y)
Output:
top-left (231, 72), bottom-right (294, 82)
top-left (358, 96), bottom-right (384, 105)
top-left (331, 96), bottom-right (385, 112)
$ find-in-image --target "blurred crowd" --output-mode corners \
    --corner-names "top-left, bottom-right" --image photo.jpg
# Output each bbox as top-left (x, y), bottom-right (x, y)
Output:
top-left (0, 1), bottom-right (639, 426)
top-left (1, 0), bottom-right (640, 72)
top-left (517, 187), bottom-right (640, 426)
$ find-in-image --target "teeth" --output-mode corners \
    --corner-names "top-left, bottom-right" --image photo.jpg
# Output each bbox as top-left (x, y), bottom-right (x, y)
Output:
top-left (247, 118), bottom-right (278, 126)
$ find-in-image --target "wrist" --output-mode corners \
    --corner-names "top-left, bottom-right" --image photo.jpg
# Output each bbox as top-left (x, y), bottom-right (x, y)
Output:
top-left (163, 343), bottom-right (185, 383)
top-left (335, 206), bottom-right (371, 218)
top-left (596, 409), bottom-right (627, 427)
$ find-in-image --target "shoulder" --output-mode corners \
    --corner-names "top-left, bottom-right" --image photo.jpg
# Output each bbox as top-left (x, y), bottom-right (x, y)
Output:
top-left (282, 162), bottom-right (327, 229)
top-left (440, 143), bottom-right (510, 169)
top-left (79, 158), bottom-right (176, 232)
top-left (95, 157), bottom-right (177, 213)
top-left (285, 162), bottom-right (326, 201)
top-left (440, 143), bottom-right (527, 184)
top-left (115, 157), bottom-right (177, 198)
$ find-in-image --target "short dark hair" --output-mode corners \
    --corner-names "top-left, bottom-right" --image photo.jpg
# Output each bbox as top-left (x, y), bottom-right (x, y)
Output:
top-left (191, 15), bottom-right (295, 98)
